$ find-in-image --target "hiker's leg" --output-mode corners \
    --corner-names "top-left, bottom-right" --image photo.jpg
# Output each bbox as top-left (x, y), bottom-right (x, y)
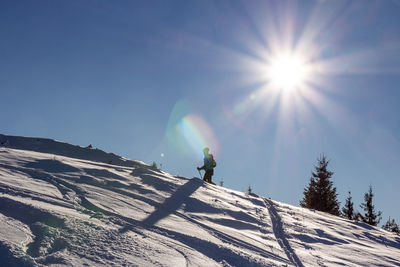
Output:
top-left (209, 169), bottom-right (214, 183)
top-left (204, 170), bottom-right (211, 183)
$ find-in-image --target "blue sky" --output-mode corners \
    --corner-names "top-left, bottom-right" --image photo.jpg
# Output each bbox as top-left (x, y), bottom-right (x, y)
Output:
top-left (1, 0), bottom-right (400, 224)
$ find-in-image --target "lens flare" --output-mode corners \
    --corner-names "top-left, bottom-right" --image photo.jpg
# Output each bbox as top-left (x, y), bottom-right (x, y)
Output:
top-left (164, 100), bottom-right (219, 158)
top-left (177, 114), bottom-right (219, 157)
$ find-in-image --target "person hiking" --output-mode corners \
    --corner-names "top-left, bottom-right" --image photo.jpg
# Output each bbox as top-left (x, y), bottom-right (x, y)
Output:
top-left (197, 147), bottom-right (216, 184)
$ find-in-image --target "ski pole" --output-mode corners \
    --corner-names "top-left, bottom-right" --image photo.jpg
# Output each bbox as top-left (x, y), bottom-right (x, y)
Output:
top-left (198, 169), bottom-right (203, 180)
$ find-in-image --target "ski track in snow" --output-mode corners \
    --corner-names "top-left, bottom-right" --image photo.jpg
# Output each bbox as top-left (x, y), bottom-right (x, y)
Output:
top-left (264, 198), bottom-right (303, 267)
top-left (1, 135), bottom-right (400, 266)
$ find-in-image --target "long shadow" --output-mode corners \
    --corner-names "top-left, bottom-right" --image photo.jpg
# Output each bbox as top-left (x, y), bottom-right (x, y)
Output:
top-left (315, 229), bottom-right (350, 245)
top-left (25, 159), bottom-right (80, 173)
top-left (363, 232), bottom-right (400, 250)
top-left (118, 179), bottom-right (202, 233)
top-left (183, 197), bottom-right (262, 225)
top-left (264, 198), bottom-right (304, 267)
top-left (83, 168), bottom-right (129, 181)
top-left (139, 174), bottom-right (177, 193)
top-left (131, 167), bottom-right (177, 193)
top-left (141, 178), bottom-right (202, 226)
top-left (350, 221), bottom-right (375, 231)
top-left (291, 233), bottom-right (342, 246)
top-left (291, 229), bottom-right (350, 246)
top-left (118, 178), bottom-right (203, 233)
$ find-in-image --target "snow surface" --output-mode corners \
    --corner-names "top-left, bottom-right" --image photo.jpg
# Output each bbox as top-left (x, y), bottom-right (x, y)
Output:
top-left (0, 134), bottom-right (399, 266)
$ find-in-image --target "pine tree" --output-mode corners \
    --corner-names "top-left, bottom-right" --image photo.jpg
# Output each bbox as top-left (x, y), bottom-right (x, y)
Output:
top-left (359, 185), bottom-right (382, 226)
top-left (300, 154), bottom-right (340, 215)
top-left (341, 191), bottom-right (354, 220)
top-left (382, 217), bottom-right (400, 234)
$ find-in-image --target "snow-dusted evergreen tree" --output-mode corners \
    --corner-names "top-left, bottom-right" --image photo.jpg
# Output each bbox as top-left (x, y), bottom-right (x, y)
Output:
top-left (300, 154), bottom-right (340, 216)
top-left (382, 217), bottom-right (400, 234)
top-left (359, 185), bottom-right (382, 226)
top-left (342, 191), bottom-right (354, 220)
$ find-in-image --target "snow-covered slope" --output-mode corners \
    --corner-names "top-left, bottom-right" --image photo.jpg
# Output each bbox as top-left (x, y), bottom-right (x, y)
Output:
top-left (0, 135), bottom-right (399, 266)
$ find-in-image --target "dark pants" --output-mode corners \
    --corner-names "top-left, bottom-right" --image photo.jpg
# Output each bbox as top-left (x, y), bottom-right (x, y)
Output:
top-left (203, 169), bottom-right (214, 183)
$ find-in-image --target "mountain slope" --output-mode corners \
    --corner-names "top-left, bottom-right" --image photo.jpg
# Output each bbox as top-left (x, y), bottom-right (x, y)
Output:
top-left (0, 135), bottom-right (399, 266)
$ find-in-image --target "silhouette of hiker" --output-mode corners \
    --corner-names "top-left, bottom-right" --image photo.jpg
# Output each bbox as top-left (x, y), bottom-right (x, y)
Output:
top-left (197, 147), bottom-right (216, 184)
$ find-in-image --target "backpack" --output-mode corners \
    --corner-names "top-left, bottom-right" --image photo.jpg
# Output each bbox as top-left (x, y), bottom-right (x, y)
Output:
top-left (211, 154), bottom-right (217, 168)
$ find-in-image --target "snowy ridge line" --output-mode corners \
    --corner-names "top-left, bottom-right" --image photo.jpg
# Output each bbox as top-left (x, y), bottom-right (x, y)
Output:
top-left (0, 134), bottom-right (145, 168)
top-left (264, 198), bottom-right (304, 267)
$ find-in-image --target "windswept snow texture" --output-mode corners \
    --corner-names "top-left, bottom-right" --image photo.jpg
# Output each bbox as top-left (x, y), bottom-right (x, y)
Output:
top-left (0, 135), bottom-right (399, 266)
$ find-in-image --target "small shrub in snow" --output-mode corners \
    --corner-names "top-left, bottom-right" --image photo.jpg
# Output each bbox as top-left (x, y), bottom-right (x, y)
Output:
top-left (151, 161), bottom-right (157, 168)
top-left (0, 140), bottom-right (10, 147)
top-left (354, 211), bottom-right (362, 222)
top-left (247, 186), bottom-right (252, 195)
top-left (150, 161), bottom-right (160, 171)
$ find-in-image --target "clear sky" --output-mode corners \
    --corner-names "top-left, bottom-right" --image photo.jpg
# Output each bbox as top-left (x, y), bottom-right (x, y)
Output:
top-left (1, 0), bottom-right (400, 225)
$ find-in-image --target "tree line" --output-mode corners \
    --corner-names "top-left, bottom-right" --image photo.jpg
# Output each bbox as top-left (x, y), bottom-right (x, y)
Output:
top-left (300, 154), bottom-right (399, 235)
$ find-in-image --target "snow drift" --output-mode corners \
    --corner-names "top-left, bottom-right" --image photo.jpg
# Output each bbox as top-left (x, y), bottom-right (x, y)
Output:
top-left (0, 134), bottom-right (399, 266)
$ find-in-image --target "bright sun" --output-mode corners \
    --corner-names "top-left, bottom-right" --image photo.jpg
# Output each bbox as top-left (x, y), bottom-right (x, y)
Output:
top-left (268, 54), bottom-right (309, 91)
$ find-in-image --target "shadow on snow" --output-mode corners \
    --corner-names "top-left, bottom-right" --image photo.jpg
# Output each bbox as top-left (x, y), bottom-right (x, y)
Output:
top-left (124, 178), bottom-right (202, 228)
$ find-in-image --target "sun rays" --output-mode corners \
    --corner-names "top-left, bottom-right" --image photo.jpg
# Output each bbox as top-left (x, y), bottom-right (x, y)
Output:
top-left (218, 1), bottom-right (355, 137)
